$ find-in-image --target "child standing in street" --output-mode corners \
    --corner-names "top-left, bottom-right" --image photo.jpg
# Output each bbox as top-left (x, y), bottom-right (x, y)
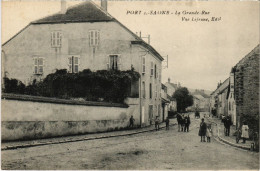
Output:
top-left (206, 125), bottom-right (212, 142)
top-left (165, 116), bottom-right (170, 130)
top-left (155, 116), bottom-right (160, 131)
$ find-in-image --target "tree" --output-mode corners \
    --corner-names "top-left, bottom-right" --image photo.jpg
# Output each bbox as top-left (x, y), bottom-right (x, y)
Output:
top-left (173, 87), bottom-right (193, 112)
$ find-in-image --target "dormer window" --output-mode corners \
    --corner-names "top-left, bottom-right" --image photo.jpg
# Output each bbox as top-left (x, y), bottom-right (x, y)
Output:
top-left (51, 31), bottom-right (62, 48)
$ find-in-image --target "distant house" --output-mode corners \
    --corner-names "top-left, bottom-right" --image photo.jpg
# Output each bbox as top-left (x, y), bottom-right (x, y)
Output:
top-left (187, 89), bottom-right (210, 112)
top-left (210, 78), bottom-right (230, 117)
top-left (164, 78), bottom-right (180, 97)
top-left (1, 1), bottom-right (164, 126)
top-left (164, 78), bottom-right (178, 113)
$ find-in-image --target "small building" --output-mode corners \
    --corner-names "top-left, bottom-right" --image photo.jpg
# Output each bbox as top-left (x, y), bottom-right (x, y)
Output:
top-left (210, 78), bottom-right (230, 118)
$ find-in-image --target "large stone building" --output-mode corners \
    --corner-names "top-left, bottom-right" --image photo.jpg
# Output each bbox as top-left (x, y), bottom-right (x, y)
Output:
top-left (210, 44), bottom-right (259, 130)
top-left (232, 44), bottom-right (259, 129)
top-left (1, 1), bottom-right (164, 126)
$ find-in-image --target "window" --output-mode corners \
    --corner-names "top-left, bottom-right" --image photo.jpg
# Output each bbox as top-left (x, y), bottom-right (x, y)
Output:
top-left (150, 61), bottom-right (154, 76)
top-left (69, 56), bottom-right (80, 73)
top-left (158, 104), bottom-right (160, 116)
top-left (155, 84), bottom-right (157, 98)
top-left (150, 83), bottom-right (152, 99)
top-left (51, 31), bottom-right (62, 47)
top-left (142, 57), bottom-right (146, 74)
top-left (34, 57), bottom-right (44, 75)
top-left (89, 30), bottom-right (100, 46)
top-left (154, 64), bottom-right (157, 78)
top-left (157, 68), bottom-right (161, 82)
top-left (142, 81), bottom-right (146, 98)
top-left (154, 105), bottom-right (157, 116)
top-left (229, 102), bottom-right (231, 111)
top-left (108, 55), bottom-right (121, 70)
top-left (149, 105), bottom-right (153, 121)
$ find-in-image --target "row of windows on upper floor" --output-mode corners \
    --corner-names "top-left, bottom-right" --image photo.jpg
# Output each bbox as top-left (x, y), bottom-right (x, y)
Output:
top-left (51, 30), bottom-right (100, 48)
top-left (142, 81), bottom-right (161, 100)
top-left (34, 55), bottom-right (161, 80)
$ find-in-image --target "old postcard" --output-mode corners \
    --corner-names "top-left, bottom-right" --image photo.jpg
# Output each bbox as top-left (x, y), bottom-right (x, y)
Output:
top-left (1, 0), bottom-right (259, 170)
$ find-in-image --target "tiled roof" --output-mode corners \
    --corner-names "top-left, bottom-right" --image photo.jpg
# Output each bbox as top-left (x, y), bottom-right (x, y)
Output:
top-left (32, 1), bottom-right (114, 24)
top-left (3, 1), bottom-right (163, 61)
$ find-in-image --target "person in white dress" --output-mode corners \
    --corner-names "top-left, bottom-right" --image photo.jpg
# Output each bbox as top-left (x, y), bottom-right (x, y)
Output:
top-left (241, 121), bottom-right (249, 143)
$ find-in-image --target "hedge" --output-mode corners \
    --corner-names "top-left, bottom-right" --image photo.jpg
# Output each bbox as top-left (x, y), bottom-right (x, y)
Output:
top-left (2, 68), bottom-right (140, 103)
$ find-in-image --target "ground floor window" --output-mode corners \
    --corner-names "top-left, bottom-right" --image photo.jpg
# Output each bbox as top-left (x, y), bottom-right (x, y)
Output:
top-left (69, 56), bottom-right (79, 73)
top-left (33, 57), bottom-right (44, 75)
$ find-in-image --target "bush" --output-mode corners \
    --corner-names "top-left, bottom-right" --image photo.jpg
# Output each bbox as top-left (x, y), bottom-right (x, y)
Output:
top-left (2, 69), bottom-right (140, 104)
top-left (3, 77), bottom-right (25, 94)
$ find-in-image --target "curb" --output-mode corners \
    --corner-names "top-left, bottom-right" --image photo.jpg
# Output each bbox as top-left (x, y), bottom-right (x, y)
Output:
top-left (217, 136), bottom-right (251, 151)
top-left (1, 123), bottom-right (176, 151)
top-left (208, 119), bottom-right (252, 151)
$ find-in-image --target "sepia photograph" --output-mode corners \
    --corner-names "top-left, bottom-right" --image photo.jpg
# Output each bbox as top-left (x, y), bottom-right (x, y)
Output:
top-left (1, 0), bottom-right (259, 170)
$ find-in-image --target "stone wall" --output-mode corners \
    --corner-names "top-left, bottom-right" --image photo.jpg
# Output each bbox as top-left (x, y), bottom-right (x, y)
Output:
top-left (1, 94), bottom-right (140, 141)
top-left (234, 45), bottom-right (259, 129)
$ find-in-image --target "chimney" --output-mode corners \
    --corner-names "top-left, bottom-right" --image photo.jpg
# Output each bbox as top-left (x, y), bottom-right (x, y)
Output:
top-left (101, 0), bottom-right (107, 11)
top-left (168, 78), bottom-right (171, 83)
top-left (60, 0), bottom-right (67, 14)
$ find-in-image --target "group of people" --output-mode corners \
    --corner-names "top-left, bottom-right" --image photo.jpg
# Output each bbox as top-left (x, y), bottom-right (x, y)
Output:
top-left (198, 118), bottom-right (212, 142)
top-left (177, 113), bottom-right (191, 132)
top-left (129, 115), bottom-right (170, 131)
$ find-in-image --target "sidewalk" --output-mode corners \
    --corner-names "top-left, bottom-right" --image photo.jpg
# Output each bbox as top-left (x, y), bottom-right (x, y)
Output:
top-left (2, 119), bottom-right (177, 151)
top-left (207, 117), bottom-right (253, 151)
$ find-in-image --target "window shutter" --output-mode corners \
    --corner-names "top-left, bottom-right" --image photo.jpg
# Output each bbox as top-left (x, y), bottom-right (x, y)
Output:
top-left (142, 56), bottom-right (146, 74)
top-left (68, 57), bottom-right (72, 73)
top-left (151, 61), bottom-right (154, 76)
top-left (107, 55), bottom-right (110, 70)
top-left (97, 31), bottom-right (100, 46)
top-left (118, 55), bottom-right (121, 70)
top-left (51, 32), bottom-right (54, 47)
top-left (60, 32), bottom-right (62, 46)
top-left (33, 57), bottom-right (37, 74)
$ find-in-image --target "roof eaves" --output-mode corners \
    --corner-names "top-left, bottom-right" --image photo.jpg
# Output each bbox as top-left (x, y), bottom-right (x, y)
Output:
top-left (31, 19), bottom-right (114, 25)
top-left (2, 24), bottom-right (31, 47)
top-left (131, 41), bottom-right (164, 61)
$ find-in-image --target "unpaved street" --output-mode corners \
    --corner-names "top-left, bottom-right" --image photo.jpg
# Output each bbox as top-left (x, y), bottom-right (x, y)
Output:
top-left (2, 116), bottom-right (259, 170)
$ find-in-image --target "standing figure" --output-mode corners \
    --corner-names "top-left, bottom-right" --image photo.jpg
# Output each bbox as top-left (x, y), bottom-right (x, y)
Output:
top-left (181, 114), bottom-right (185, 132)
top-left (155, 116), bottom-right (160, 131)
top-left (206, 125), bottom-right (212, 142)
top-left (177, 113), bottom-right (182, 132)
top-left (199, 118), bottom-right (207, 142)
top-left (129, 115), bottom-right (135, 128)
top-left (184, 116), bottom-right (188, 132)
top-left (241, 121), bottom-right (249, 143)
top-left (187, 115), bottom-right (191, 132)
top-left (224, 116), bottom-right (232, 136)
top-left (165, 116), bottom-right (170, 130)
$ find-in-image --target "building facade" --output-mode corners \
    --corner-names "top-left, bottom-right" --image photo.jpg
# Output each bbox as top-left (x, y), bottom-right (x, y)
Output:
top-left (210, 44), bottom-right (259, 129)
top-left (2, 1), bottom-right (164, 126)
top-left (232, 44), bottom-right (259, 129)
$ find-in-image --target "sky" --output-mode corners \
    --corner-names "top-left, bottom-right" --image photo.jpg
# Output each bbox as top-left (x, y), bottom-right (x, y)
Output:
top-left (1, 1), bottom-right (259, 91)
